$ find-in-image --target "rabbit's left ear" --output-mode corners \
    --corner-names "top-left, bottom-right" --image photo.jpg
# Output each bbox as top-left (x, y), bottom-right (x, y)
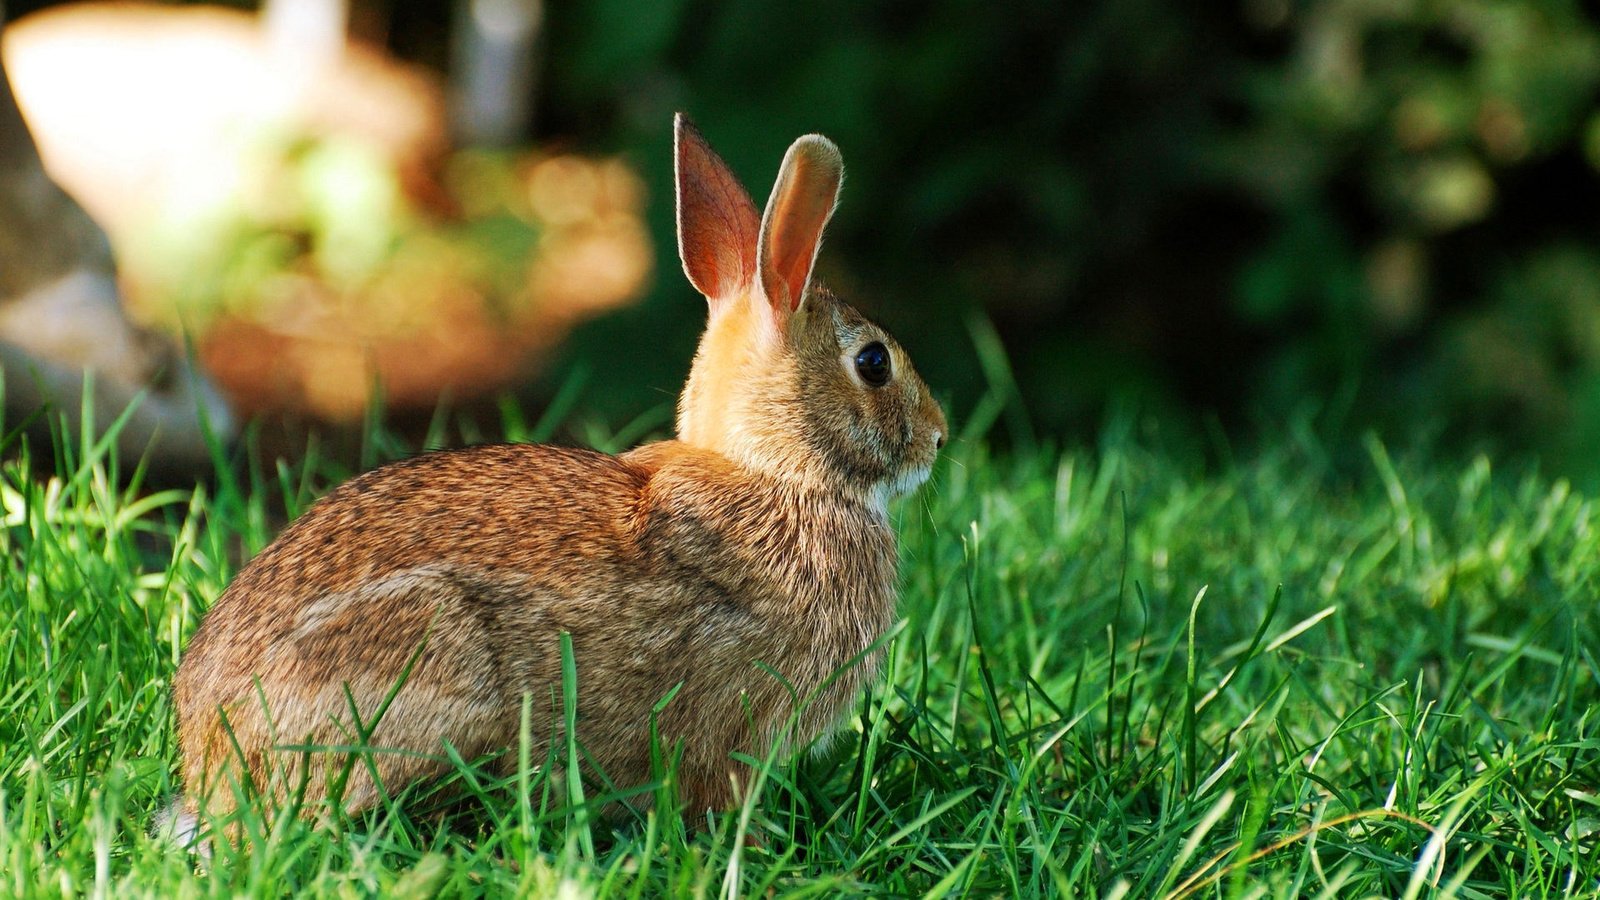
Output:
top-left (758, 135), bottom-right (843, 315)
top-left (676, 113), bottom-right (761, 306)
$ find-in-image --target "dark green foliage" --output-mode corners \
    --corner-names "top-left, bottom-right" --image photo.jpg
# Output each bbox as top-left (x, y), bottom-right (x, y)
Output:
top-left (534, 0), bottom-right (1600, 481)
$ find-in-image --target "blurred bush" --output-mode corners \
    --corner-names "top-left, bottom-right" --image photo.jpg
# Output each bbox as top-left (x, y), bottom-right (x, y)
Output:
top-left (520, 0), bottom-right (1600, 479)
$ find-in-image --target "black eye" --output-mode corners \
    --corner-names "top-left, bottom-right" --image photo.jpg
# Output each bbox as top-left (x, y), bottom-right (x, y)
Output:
top-left (855, 342), bottom-right (891, 387)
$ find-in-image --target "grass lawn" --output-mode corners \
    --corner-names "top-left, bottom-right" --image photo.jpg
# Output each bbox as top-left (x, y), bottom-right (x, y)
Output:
top-left (1, 401), bottom-right (1597, 897)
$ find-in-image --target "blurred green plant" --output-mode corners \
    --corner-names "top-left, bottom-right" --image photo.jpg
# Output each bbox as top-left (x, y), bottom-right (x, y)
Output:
top-left (127, 136), bottom-right (536, 330)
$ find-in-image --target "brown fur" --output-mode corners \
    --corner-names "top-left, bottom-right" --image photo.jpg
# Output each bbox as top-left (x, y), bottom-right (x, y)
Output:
top-left (170, 114), bottom-right (946, 829)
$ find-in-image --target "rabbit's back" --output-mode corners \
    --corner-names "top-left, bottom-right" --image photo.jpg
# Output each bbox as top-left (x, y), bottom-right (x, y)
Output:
top-left (214, 443), bottom-right (647, 612)
top-left (173, 443), bottom-right (662, 809)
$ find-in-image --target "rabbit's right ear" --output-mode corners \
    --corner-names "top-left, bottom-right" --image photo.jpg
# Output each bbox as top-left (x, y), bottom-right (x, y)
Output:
top-left (757, 134), bottom-right (842, 316)
top-left (675, 114), bottom-right (761, 305)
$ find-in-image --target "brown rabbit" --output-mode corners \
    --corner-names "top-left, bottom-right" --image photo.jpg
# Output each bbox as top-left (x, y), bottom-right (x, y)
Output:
top-left (164, 114), bottom-right (946, 840)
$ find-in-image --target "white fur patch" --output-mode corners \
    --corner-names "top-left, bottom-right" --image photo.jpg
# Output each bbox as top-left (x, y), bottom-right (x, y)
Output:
top-left (151, 797), bottom-right (210, 860)
top-left (873, 465), bottom-right (930, 510)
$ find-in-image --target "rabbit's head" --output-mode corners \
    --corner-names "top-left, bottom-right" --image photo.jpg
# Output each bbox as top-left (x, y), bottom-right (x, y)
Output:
top-left (672, 115), bottom-right (945, 505)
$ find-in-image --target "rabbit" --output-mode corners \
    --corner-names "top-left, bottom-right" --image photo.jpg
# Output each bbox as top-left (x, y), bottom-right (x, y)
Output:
top-left (164, 113), bottom-right (947, 841)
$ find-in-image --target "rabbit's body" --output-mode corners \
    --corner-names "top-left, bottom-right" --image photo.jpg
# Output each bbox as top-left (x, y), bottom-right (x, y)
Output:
top-left (176, 438), bottom-right (896, 815)
top-left (169, 116), bottom-right (945, 834)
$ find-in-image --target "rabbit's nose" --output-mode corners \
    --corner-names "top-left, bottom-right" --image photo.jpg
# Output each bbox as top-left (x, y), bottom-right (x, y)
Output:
top-left (933, 430), bottom-right (945, 450)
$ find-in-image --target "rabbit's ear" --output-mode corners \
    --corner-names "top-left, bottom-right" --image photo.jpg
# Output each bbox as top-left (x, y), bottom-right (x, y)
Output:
top-left (758, 134), bottom-right (843, 315)
top-left (675, 114), bottom-right (761, 305)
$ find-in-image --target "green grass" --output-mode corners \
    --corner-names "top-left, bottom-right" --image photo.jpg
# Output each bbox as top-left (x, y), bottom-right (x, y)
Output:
top-left (2, 399), bottom-right (1598, 898)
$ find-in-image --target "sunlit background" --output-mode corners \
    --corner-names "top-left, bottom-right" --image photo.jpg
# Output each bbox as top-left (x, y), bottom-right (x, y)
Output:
top-left (6, 0), bottom-right (1600, 478)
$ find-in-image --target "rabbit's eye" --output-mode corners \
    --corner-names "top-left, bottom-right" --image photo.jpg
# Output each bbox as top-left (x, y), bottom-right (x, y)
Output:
top-left (855, 342), bottom-right (891, 387)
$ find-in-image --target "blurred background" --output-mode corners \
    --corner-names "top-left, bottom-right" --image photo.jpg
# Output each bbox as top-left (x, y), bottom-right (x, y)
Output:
top-left (5, 0), bottom-right (1600, 480)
